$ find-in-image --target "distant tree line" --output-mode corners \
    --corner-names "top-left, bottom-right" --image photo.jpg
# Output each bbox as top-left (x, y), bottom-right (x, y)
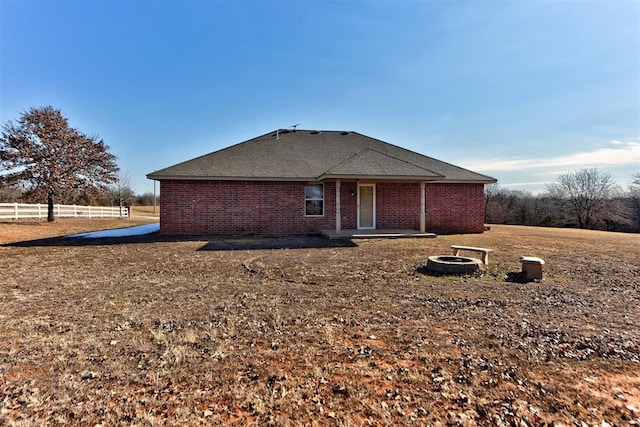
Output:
top-left (486, 169), bottom-right (640, 233)
top-left (0, 181), bottom-right (157, 207)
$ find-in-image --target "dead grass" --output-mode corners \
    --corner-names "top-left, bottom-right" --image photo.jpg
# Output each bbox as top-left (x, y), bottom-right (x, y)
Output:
top-left (129, 205), bottom-right (160, 218)
top-left (0, 224), bottom-right (638, 425)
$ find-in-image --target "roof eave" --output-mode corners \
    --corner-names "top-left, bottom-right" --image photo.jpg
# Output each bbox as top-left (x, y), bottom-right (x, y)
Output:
top-left (147, 175), bottom-right (498, 184)
top-left (317, 173), bottom-right (444, 181)
top-left (427, 178), bottom-right (498, 184)
top-left (146, 174), bottom-right (316, 182)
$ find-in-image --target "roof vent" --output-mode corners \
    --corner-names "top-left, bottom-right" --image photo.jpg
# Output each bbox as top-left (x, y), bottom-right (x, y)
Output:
top-left (310, 130), bottom-right (321, 135)
top-left (341, 131), bottom-right (351, 135)
top-left (275, 129), bottom-right (290, 139)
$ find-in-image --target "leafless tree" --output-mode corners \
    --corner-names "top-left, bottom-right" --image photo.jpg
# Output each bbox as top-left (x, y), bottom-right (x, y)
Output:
top-left (107, 170), bottom-right (134, 217)
top-left (0, 106), bottom-right (118, 221)
top-left (135, 192), bottom-right (156, 206)
top-left (546, 168), bottom-right (618, 229)
top-left (0, 182), bottom-right (23, 202)
top-left (629, 172), bottom-right (640, 231)
top-left (484, 182), bottom-right (500, 223)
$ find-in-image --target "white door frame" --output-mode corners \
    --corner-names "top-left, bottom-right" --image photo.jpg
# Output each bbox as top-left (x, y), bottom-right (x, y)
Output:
top-left (357, 183), bottom-right (376, 229)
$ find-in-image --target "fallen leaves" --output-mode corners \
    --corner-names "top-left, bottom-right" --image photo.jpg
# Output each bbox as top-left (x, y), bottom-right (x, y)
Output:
top-left (0, 225), bottom-right (638, 425)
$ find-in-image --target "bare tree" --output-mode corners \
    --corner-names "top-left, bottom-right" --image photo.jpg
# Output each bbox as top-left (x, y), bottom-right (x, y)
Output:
top-left (135, 192), bottom-right (156, 206)
top-left (629, 172), bottom-right (640, 232)
top-left (0, 106), bottom-right (118, 221)
top-left (105, 170), bottom-right (135, 217)
top-left (546, 168), bottom-right (618, 229)
top-left (484, 182), bottom-right (501, 223)
top-left (0, 182), bottom-right (23, 202)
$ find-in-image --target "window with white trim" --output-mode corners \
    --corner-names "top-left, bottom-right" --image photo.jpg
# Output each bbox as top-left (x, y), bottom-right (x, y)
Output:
top-left (304, 184), bottom-right (324, 216)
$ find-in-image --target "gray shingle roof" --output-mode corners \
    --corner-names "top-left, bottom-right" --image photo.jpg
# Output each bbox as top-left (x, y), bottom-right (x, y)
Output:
top-left (147, 129), bottom-right (497, 183)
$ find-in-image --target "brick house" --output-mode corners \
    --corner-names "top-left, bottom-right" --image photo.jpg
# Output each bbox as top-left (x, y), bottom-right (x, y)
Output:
top-left (147, 129), bottom-right (496, 236)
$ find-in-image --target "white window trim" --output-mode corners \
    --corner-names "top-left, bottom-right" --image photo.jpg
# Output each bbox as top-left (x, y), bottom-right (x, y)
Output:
top-left (304, 183), bottom-right (325, 217)
top-left (357, 183), bottom-right (376, 229)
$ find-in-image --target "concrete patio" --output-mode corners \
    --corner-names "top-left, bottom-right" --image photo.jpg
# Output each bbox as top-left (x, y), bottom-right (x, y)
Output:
top-left (320, 229), bottom-right (437, 240)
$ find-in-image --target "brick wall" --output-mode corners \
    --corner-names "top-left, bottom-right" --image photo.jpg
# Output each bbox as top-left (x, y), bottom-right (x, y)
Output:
top-left (159, 180), bottom-right (485, 235)
top-left (159, 180), bottom-right (336, 235)
top-left (424, 183), bottom-right (485, 233)
top-left (339, 181), bottom-right (357, 230)
top-left (376, 182), bottom-right (421, 230)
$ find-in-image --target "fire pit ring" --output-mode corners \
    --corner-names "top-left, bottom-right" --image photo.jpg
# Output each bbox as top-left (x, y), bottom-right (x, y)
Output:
top-left (426, 255), bottom-right (484, 275)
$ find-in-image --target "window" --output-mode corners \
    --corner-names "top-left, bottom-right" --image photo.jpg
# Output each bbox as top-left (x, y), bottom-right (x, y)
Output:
top-left (305, 184), bottom-right (324, 216)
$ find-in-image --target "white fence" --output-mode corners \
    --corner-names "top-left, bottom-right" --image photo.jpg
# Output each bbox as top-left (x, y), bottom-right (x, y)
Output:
top-left (0, 203), bottom-right (129, 220)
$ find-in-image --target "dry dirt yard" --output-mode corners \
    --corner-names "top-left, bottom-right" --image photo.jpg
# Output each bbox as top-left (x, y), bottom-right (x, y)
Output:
top-left (0, 221), bottom-right (638, 426)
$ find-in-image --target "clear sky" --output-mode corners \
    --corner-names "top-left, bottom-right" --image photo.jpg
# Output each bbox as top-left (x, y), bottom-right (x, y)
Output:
top-left (1, 0), bottom-right (638, 195)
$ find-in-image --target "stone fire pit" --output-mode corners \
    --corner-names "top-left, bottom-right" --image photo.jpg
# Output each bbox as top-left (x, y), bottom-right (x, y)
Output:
top-left (426, 255), bottom-right (484, 275)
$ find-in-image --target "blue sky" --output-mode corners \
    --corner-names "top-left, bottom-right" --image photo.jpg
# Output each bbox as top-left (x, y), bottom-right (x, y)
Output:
top-left (1, 0), bottom-right (638, 195)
